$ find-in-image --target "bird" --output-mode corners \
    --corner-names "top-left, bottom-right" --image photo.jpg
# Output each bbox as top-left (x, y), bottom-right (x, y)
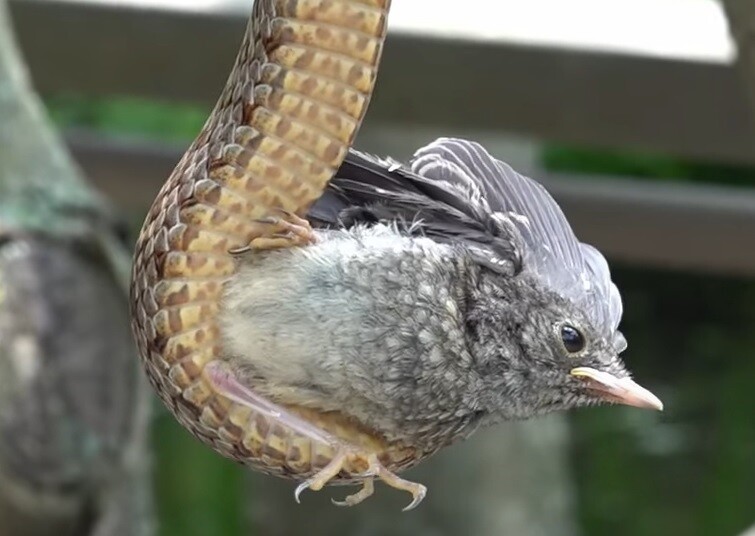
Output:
top-left (130, 0), bottom-right (662, 511)
top-left (217, 138), bottom-right (664, 508)
top-left (234, 137), bottom-right (664, 432)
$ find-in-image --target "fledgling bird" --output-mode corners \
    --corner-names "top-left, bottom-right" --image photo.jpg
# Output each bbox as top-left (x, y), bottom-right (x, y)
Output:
top-left (217, 137), bottom-right (663, 494)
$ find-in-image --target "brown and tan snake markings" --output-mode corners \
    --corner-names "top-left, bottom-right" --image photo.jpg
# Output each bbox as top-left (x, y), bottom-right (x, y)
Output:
top-left (130, 0), bottom-right (429, 510)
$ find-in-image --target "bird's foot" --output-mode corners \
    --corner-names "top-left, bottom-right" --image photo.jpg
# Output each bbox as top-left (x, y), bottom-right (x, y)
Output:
top-left (296, 451), bottom-right (426, 511)
top-left (330, 478), bottom-right (374, 507)
top-left (230, 209), bottom-right (316, 253)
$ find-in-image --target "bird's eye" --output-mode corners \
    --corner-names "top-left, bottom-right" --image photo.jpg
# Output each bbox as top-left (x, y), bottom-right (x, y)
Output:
top-left (560, 324), bottom-right (585, 354)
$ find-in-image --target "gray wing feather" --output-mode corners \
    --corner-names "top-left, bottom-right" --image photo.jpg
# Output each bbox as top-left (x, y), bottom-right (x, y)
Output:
top-left (411, 137), bottom-right (623, 338)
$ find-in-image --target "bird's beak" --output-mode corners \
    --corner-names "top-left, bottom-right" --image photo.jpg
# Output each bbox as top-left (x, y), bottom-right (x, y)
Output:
top-left (570, 367), bottom-right (664, 411)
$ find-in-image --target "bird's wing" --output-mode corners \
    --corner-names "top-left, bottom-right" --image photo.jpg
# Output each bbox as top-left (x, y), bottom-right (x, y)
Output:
top-left (310, 137), bottom-right (623, 338)
top-left (309, 148), bottom-right (524, 275)
top-left (412, 138), bottom-right (623, 336)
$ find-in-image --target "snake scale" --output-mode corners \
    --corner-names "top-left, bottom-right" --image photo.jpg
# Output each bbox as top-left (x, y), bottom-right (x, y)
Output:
top-left (129, 0), bottom-right (433, 507)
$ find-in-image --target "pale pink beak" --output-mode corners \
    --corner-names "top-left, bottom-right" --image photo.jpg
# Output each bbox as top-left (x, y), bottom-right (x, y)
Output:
top-left (570, 367), bottom-right (664, 411)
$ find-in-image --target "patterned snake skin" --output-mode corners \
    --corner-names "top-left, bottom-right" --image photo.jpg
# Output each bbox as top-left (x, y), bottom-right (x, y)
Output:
top-left (129, 0), bottom-right (425, 483)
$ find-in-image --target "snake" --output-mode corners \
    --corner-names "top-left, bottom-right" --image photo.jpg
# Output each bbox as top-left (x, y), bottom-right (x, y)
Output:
top-left (129, 0), bottom-right (429, 509)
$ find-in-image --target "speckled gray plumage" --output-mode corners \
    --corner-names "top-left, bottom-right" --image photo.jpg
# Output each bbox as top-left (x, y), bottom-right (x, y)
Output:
top-left (219, 230), bottom-right (626, 453)
top-left (218, 137), bottom-right (653, 455)
top-left (221, 225), bottom-right (486, 450)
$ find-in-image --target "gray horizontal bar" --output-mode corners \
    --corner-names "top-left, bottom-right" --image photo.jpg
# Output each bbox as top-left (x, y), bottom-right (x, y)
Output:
top-left (723, 0), bottom-right (755, 110)
top-left (66, 129), bottom-right (755, 277)
top-left (10, 0), bottom-right (755, 165)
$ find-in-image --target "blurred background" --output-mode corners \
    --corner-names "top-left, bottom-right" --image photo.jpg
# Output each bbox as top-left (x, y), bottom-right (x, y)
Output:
top-left (1, 0), bottom-right (754, 535)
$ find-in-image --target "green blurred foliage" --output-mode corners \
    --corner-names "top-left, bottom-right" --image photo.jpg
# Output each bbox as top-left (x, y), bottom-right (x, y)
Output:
top-left (543, 145), bottom-right (755, 188)
top-left (544, 141), bottom-right (755, 535)
top-left (45, 94), bottom-right (755, 536)
top-left (46, 94), bottom-right (205, 143)
top-left (152, 412), bottom-right (244, 536)
top-left (570, 269), bottom-right (755, 536)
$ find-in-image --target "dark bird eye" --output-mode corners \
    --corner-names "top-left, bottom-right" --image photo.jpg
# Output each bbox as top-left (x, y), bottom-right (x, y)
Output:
top-left (560, 325), bottom-right (585, 353)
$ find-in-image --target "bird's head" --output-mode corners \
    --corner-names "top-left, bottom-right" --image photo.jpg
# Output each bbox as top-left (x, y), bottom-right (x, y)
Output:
top-left (473, 274), bottom-right (663, 417)
top-left (412, 138), bottom-right (663, 417)
top-left (406, 138), bottom-right (663, 420)
top-left (512, 279), bottom-right (663, 410)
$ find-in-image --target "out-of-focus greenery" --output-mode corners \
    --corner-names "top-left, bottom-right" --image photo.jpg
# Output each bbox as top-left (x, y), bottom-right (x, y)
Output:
top-left (571, 270), bottom-right (755, 536)
top-left (153, 412), bottom-right (244, 536)
top-left (544, 140), bottom-right (755, 535)
top-left (543, 145), bottom-right (755, 188)
top-left (545, 141), bottom-right (755, 534)
top-left (46, 94), bottom-right (205, 142)
top-left (46, 94), bottom-right (755, 536)
top-left (48, 93), bottom-right (755, 187)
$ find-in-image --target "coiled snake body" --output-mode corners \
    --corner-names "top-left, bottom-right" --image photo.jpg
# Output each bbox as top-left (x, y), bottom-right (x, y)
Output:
top-left (130, 0), bottom-right (428, 508)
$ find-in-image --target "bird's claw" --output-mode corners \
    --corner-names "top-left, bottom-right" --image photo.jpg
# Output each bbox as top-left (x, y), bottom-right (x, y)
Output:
top-left (331, 478), bottom-right (375, 507)
top-left (292, 451), bottom-right (427, 510)
top-left (293, 480), bottom-right (309, 504)
top-left (399, 483), bottom-right (427, 512)
top-left (230, 210), bottom-right (316, 253)
top-left (293, 449), bottom-right (350, 503)
top-left (249, 210), bottom-right (316, 250)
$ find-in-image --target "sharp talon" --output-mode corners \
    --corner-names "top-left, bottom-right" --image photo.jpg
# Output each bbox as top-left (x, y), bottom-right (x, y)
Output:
top-left (293, 450), bottom-right (427, 510)
top-left (291, 450), bottom-right (349, 506)
top-left (245, 210), bottom-right (316, 251)
top-left (401, 484), bottom-right (427, 512)
top-left (366, 453), bottom-right (428, 511)
top-left (294, 480), bottom-right (310, 504)
top-left (228, 245), bottom-right (251, 255)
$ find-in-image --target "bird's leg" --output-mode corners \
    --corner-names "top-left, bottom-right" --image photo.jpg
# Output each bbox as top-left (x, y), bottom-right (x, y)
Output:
top-left (368, 454), bottom-right (427, 511)
top-left (327, 453), bottom-right (426, 509)
top-left (294, 450), bottom-right (351, 498)
top-left (230, 209), bottom-right (317, 253)
top-left (204, 360), bottom-right (341, 445)
top-left (204, 361), bottom-right (427, 510)
top-left (331, 478), bottom-right (375, 507)
top-left (295, 450), bottom-right (426, 510)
